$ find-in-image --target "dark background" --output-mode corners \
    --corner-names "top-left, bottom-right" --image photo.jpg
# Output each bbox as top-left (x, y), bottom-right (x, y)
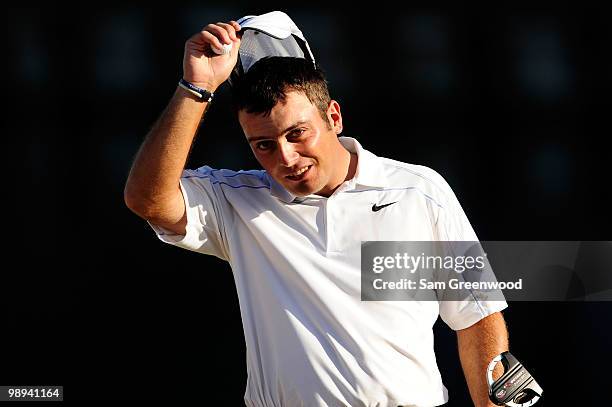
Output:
top-left (4, 2), bottom-right (611, 406)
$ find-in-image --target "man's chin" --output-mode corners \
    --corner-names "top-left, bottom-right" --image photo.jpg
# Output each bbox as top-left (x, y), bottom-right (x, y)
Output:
top-left (279, 179), bottom-right (320, 197)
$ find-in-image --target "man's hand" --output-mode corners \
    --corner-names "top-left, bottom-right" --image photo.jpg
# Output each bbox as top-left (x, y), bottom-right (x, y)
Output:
top-left (183, 20), bottom-right (242, 91)
top-left (456, 311), bottom-right (509, 407)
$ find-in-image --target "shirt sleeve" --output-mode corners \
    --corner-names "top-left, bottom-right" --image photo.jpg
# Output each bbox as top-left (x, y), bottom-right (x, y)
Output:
top-left (431, 172), bottom-right (508, 331)
top-left (147, 167), bottom-right (230, 261)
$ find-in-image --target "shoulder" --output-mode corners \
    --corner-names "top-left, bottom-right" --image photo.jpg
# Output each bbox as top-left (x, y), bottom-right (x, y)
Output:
top-left (377, 156), bottom-right (456, 205)
top-left (182, 166), bottom-right (270, 190)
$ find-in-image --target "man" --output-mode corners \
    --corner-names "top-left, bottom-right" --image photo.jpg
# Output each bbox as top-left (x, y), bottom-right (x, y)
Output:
top-left (124, 12), bottom-right (509, 407)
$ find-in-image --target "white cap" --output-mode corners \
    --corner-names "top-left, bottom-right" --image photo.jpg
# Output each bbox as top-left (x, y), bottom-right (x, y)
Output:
top-left (230, 11), bottom-right (316, 84)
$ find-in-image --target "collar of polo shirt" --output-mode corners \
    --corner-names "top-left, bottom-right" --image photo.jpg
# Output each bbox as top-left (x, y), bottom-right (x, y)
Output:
top-left (268, 137), bottom-right (389, 203)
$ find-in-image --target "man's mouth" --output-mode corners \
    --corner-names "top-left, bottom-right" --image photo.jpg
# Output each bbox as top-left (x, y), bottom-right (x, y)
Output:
top-left (286, 165), bottom-right (312, 181)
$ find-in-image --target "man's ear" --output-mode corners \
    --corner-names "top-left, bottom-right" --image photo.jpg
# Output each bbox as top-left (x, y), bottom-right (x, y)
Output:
top-left (327, 100), bottom-right (343, 134)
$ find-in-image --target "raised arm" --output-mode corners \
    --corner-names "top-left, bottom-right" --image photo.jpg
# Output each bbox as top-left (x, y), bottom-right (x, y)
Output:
top-left (124, 20), bottom-right (241, 234)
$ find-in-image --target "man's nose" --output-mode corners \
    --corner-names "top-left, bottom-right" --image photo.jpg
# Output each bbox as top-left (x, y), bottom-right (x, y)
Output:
top-left (278, 141), bottom-right (300, 166)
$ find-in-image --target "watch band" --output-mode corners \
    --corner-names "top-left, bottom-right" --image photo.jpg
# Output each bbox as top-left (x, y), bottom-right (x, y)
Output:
top-left (178, 78), bottom-right (214, 102)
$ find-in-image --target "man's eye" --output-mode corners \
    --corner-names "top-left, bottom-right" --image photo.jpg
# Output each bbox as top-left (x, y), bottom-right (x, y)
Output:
top-left (256, 141), bottom-right (274, 151)
top-left (289, 129), bottom-right (306, 138)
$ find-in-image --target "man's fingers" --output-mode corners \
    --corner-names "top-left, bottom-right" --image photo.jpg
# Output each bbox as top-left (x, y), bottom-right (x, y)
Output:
top-left (229, 20), bottom-right (241, 32)
top-left (216, 22), bottom-right (239, 41)
top-left (203, 23), bottom-right (232, 45)
top-left (200, 30), bottom-right (224, 50)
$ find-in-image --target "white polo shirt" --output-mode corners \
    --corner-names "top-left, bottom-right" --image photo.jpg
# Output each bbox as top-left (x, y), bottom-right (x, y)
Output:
top-left (149, 137), bottom-right (508, 407)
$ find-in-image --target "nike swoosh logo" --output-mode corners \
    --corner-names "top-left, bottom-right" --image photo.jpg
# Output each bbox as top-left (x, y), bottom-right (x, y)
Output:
top-left (372, 201), bottom-right (398, 212)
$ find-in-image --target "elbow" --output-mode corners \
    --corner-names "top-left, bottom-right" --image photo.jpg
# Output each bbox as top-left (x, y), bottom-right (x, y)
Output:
top-left (124, 183), bottom-right (180, 222)
top-left (124, 186), bottom-right (142, 217)
top-left (124, 184), bottom-right (154, 219)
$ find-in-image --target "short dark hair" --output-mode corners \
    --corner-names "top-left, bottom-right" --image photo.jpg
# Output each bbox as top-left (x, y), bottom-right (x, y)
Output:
top-left (231, 56), bottom-right (331, 125)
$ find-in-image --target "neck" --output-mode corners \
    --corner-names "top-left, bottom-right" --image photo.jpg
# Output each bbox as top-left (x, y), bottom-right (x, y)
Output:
top-left (345, 151), bottom-right (358, 182)
top-left (318, 144), bottom-right (358, 197)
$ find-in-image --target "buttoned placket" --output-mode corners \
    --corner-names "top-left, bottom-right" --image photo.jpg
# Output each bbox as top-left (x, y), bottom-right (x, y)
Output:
top-left (324, 178), bottom-right (357, 254)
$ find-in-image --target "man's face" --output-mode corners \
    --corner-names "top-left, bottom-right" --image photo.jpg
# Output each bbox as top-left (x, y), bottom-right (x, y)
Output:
top-left (239, 91), bottom-right (343, 197)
